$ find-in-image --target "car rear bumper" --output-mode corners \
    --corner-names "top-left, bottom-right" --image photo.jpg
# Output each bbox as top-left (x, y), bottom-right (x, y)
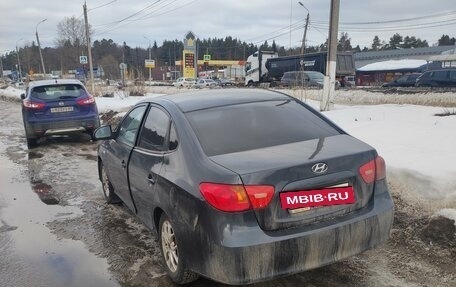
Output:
top-left (190, 188), bottom-right (394, 285)
top-left (25, 116), bottom-right (100, 138)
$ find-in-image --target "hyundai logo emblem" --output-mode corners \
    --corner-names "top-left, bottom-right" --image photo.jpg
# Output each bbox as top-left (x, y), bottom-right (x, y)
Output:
top-left (59, 101), bottom-right (65, 106)
top-left (312, 163), bottom-right (328, 174)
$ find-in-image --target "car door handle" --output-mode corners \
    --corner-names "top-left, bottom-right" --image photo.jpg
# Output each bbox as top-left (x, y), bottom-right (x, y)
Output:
top-left (147, 174), bottom-right (156, 185)
top-left (121, 160), bottom-right (127, 169)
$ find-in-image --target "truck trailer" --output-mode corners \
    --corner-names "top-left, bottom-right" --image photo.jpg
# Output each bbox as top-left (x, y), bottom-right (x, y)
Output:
top-left (244, 51), bottom-right (355, 86)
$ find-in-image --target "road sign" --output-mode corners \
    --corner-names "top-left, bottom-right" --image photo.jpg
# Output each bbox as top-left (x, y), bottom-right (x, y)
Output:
top-left (79, 56), bottom-right (88, 64)
top-left (203, 54), bottom-right (211, 61)
top-left (119, 63), bottom-right (127, 70)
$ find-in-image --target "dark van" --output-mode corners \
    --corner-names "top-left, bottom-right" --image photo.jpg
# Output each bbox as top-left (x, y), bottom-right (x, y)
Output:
top-left (415, 69), bottom-right (456, 87)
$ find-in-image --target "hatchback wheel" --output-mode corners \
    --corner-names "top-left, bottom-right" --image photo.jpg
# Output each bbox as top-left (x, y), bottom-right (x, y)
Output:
top-left (159, 214), bottom-right (198, 284)
top-left (100, 162), bottom-right (121, 204)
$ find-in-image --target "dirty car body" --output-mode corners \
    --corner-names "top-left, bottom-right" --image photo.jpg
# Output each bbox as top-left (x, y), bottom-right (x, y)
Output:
top-left (95, 89), bottom-right (394, 285)
top-left (21, 79), bottom-right (100, 148)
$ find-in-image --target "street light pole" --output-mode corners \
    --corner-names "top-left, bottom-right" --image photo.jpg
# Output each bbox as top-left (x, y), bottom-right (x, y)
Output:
top-left (83, 2), bottom-right (95, 94)
top-left (298, 2), bottom-right (310, 54)
top-left (36, 18), bottom-right (47, 76)
top-left (16, 38), bottom-right (23, 83)
top-left (144, 36), bottom-right (152, 85)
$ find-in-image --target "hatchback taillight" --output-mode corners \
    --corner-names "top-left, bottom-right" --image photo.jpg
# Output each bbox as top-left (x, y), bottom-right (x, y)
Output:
top-left (23, 100), bottom-right (45, 110)
top-left (199, 183), bottom-right (274, 212)
top-left (76, 96), bottom-right (95, 106)
top-left (359, 156), bottom-right (386, 184)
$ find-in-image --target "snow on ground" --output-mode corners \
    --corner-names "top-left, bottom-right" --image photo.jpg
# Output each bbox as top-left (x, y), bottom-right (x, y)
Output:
top-left (1, 85), bottom-right (455, 223)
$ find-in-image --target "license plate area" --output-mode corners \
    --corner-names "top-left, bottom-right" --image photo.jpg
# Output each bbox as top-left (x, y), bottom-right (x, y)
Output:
top-left (51, 106), bottom-right (74, 113)
top-left (280, 183), bottom-right (356, 211)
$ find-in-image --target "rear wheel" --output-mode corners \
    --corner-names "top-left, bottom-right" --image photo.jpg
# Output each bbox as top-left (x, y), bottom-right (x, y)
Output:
top-left (26, 137), bottom-right (37, 149)
top-left (100, 162), bottom-right (121, 204)
top-left (159, 213), bottom-right (198, 284)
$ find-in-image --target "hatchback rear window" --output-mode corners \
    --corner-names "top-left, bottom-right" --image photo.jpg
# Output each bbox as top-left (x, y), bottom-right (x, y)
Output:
top-left (186, 100), bottom-right (341, 156)
top-left (31, 84), bottom-right (86, 100)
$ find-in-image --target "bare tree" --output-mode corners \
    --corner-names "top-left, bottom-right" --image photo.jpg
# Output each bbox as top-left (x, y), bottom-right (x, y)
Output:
top-left (55, 16), bottom-right (94, 73)
top-left (56, 16), bottom-right (88, 47)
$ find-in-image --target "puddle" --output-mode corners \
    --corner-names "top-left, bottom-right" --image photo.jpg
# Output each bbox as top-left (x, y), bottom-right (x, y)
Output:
top-left (0, 150), bottom-right (118, 287)
top-left (30, 180), bottom-right (60, 205)
top-left (28, 151), bottom-right (44, 159)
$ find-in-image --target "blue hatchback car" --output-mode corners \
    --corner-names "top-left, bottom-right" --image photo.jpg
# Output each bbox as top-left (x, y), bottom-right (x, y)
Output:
top-left (21, 79), bottom-right (100, 148)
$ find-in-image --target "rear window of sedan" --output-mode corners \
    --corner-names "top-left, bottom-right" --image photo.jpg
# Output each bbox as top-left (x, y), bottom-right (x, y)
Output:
top-left (31, 84), bottom-right (86, 100)
top-left (186, 100), bottom-right (341, 156)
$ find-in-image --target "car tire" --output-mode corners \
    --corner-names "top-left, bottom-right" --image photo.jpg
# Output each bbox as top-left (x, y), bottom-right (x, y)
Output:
top-left (26, 137), bottom-right (37, 149)
top-left (159, 213), bottom-right (198, 284)
top-left (100, 162), bottom-right (121, 204)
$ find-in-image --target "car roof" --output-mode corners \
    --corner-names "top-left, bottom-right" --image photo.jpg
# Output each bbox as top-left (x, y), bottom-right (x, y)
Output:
top-left (28, 79), bottom-right (85, 89)
top-left (142, 89), bottom-right (292, 113)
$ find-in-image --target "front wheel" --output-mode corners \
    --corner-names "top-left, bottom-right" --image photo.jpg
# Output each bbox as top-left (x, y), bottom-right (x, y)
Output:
top-left (159, 213), bottom-right (198, 284)
top-left (100, 162), bottom-right (121, 204)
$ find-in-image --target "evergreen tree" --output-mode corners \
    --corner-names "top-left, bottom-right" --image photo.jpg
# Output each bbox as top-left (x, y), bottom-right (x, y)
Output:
top-left (371, 36), bottom-right (381, 51)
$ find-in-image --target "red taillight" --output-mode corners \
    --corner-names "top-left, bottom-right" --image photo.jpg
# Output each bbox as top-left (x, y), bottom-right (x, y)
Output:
top-left (359, 156), bottom-right (386, 184)
top-left (245, 185), bottom-right (275, 209)
top-left (23, 100), bottom-right (45, 110)
top-left (76, 96), bottom-right (95, 106)
top-left (199, 183), bottom-right (274, 212)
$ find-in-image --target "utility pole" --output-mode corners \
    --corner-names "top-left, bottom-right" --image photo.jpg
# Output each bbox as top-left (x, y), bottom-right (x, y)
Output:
top-left (16, 39), bottom-right (23, 83)
top-left (0, 55), bottom-right (3, 79)
top-left (321, 0), bottom-right (339, 111)
top-left (36, 19), bottom-right (47, 76)
top-left (298, 2), bottom-right (310, 55)
top-left (301, 14), bottom-right (309, 54)
top-left (83, 1), bottom-right (95, 94)
top-left (149, 43), bottom-right (152, 84)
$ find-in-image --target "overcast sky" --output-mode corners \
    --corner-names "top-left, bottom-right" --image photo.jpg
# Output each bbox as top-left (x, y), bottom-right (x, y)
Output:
top-left (1, 0), bottom-right (455, 55)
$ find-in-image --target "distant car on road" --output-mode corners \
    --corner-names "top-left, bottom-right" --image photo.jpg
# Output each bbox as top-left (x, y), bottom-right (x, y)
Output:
top-left (281, 71), bottom-right (324, 88)
top-left (93, 89), bottom-right (394, 285)
top-left (415, 69), bottom-right (456, 87)
top-left (194, 78), bottom-right (218, 88)
top-left (214, 78), bottom-right (235, 87)
top-left (21, 79), bottom-right (100, 148)
top-left (173, 77), bottom-right (196, 88)
top-left (382, 73), bottom-right (421, 87)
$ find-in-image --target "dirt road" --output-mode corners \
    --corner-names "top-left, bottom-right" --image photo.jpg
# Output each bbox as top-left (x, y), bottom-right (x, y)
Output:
top-left (0, 99), bottom-right (454, 287)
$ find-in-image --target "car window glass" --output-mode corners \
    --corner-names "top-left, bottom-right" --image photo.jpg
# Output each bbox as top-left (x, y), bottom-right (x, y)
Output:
top-left (138, 106), bottom-right (170, 151)
top-left (169, 124), bottom-right (178, 151)
top-left (31, 84), bottom-right (85, 100)
top-left (117, 105), bottom-right (147, 146)
top-left (186, 100), bottom-right (340, 156)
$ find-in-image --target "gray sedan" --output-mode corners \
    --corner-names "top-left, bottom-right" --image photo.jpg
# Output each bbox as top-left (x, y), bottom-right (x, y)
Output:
top-left (94, 89), bottom-right (394, 285)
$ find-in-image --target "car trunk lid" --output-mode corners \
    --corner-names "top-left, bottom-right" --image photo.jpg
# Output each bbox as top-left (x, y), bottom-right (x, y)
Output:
top-left (209, 134), bottom-right (377, 231)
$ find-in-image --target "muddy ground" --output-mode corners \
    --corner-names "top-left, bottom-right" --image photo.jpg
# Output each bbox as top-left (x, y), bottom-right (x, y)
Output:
top-left (0, 98), bottom-right (454, 287)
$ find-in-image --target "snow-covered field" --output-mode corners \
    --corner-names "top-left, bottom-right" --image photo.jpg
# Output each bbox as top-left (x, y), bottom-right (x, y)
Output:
top-left (1, 85), bottom-right (455, 223)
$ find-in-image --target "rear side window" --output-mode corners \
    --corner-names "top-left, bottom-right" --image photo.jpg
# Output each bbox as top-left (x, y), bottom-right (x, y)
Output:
top-left (31, 84), bottom-right (86, 100)
top-left (186, 100), bottom-right (341, 156)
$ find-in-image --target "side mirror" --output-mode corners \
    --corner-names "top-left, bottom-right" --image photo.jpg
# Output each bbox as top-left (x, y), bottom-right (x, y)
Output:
top-left (20, 93), bottom-right (26, 100)
top-left (93, 125), bottom-right (113, 140)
